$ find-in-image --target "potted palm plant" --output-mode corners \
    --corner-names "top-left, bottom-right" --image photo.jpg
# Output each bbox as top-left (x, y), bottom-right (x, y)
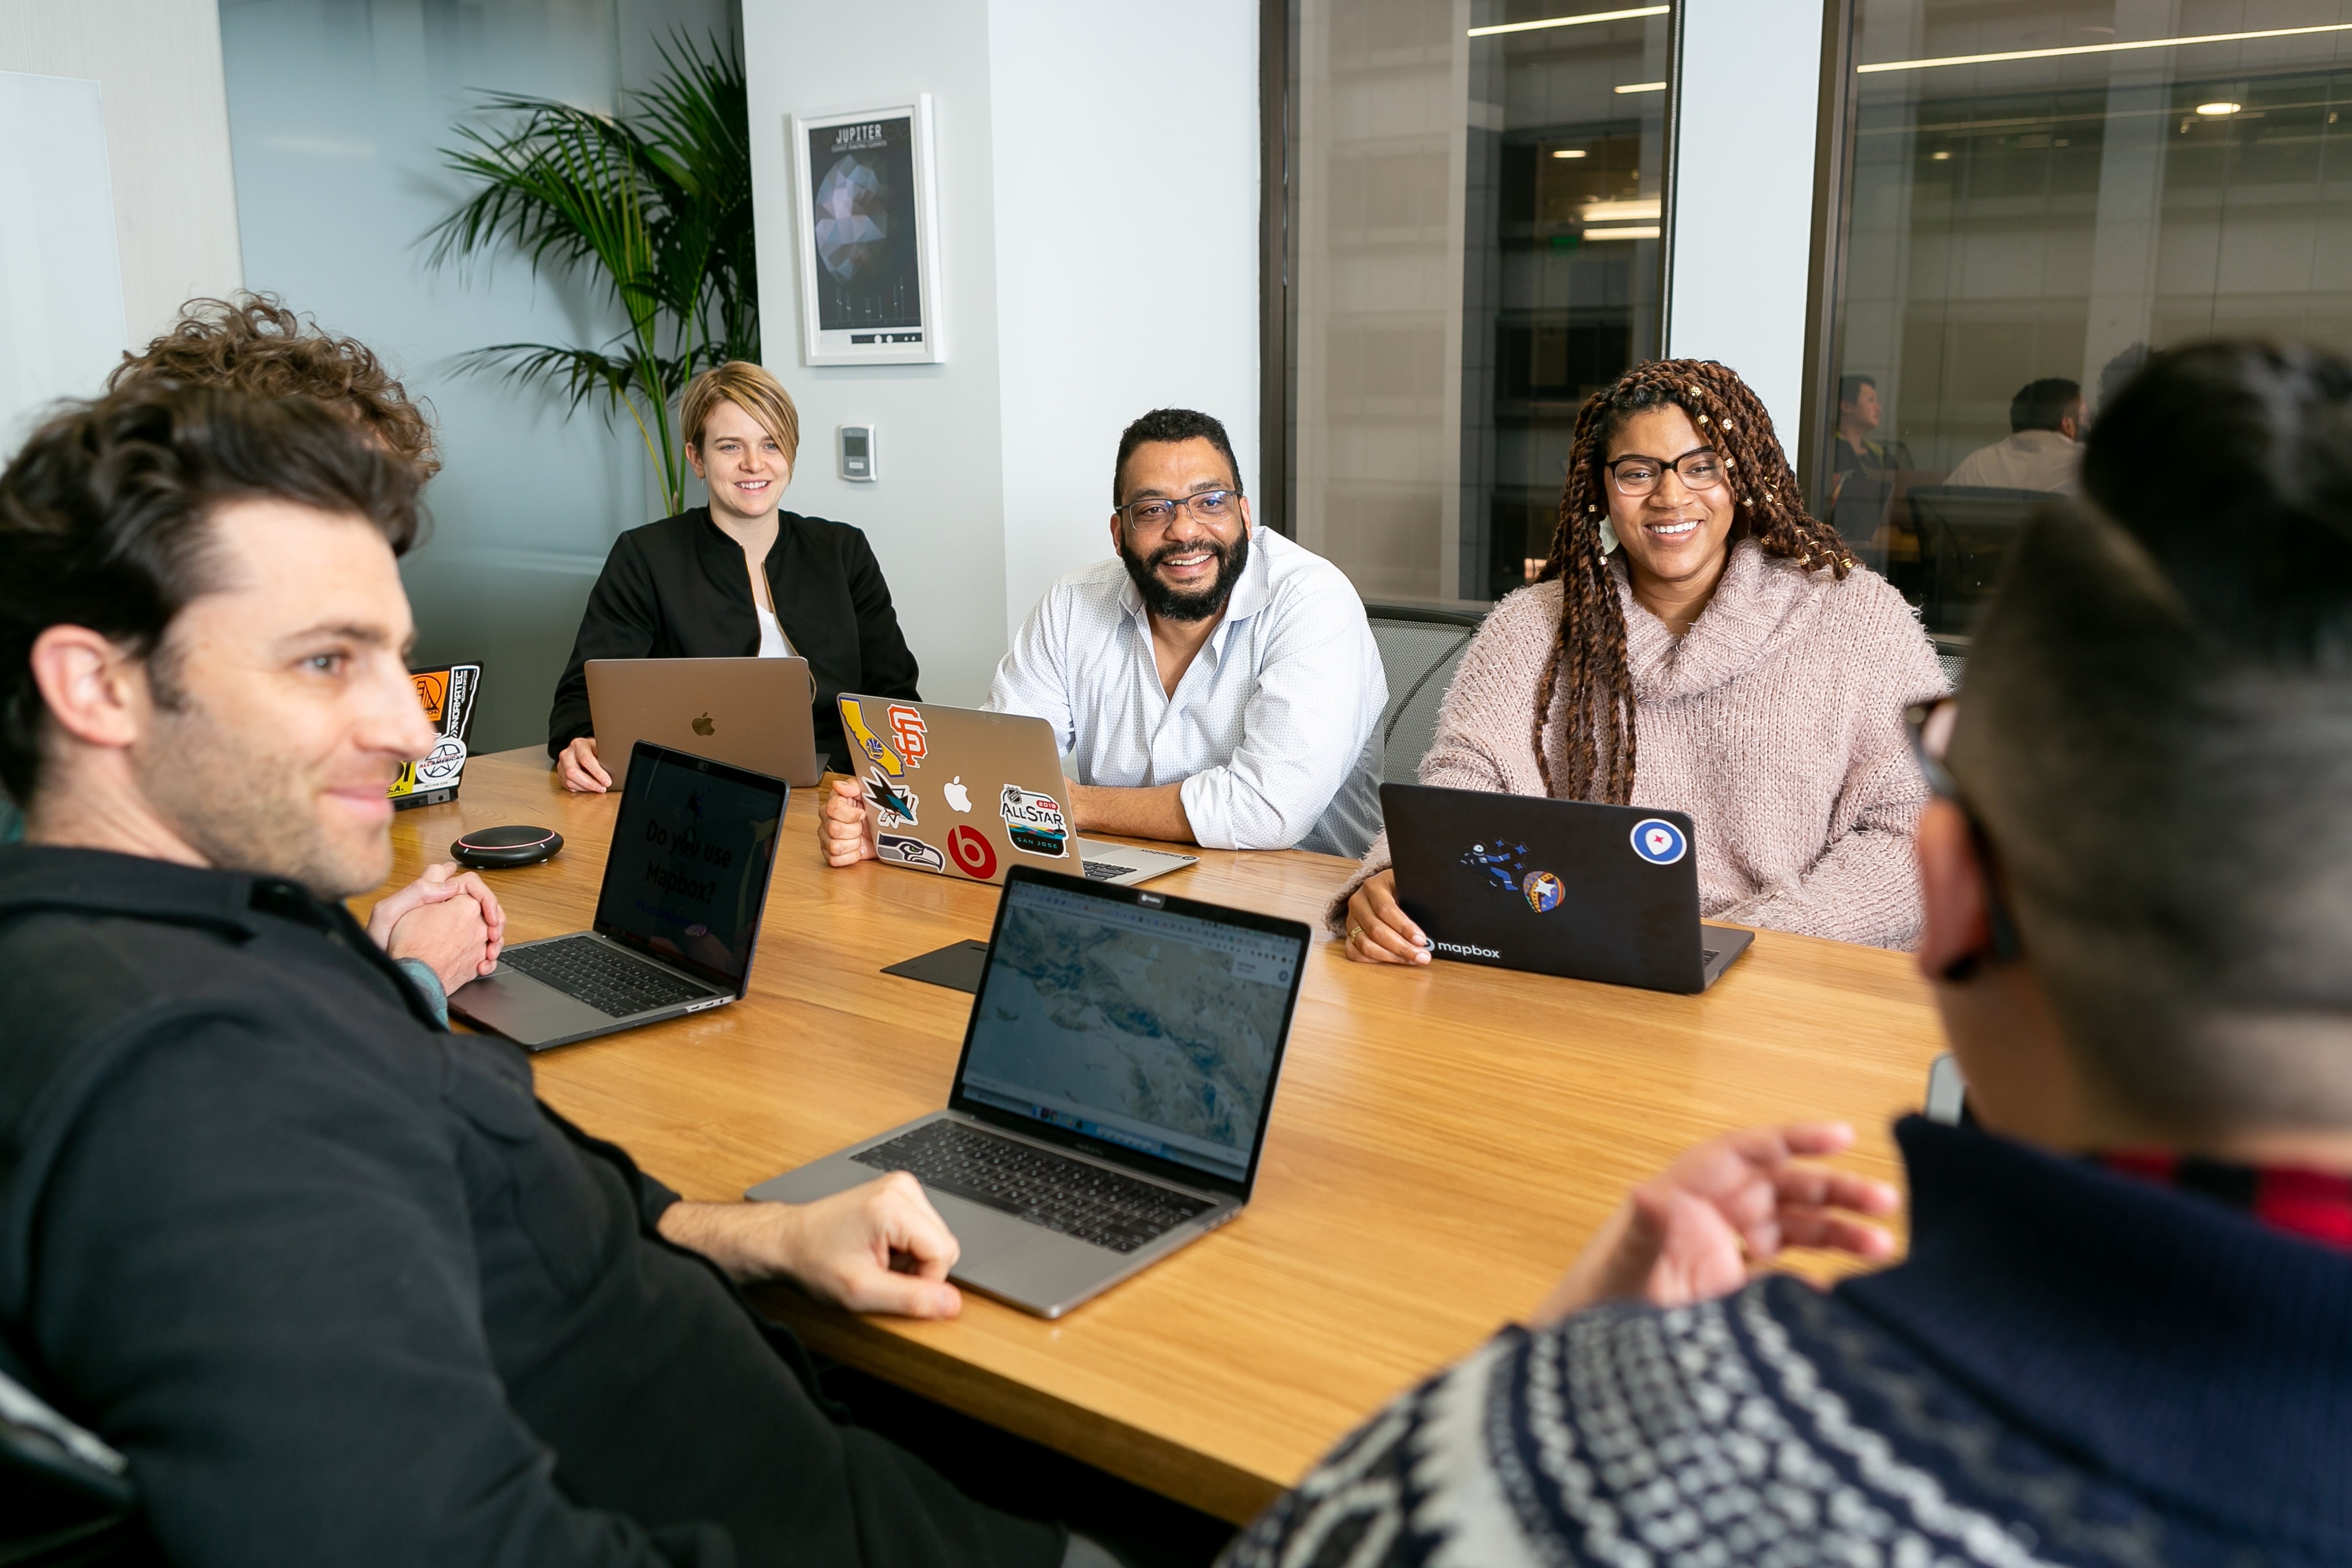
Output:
top-left (424, 32), bottom-right (757, 516)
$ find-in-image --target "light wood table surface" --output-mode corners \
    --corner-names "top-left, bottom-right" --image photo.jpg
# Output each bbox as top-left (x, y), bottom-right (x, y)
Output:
top-left (372, 748), bottom-right (1948, 1524)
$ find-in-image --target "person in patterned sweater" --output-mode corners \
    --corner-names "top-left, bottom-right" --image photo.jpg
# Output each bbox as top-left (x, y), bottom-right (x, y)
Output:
top-left (1225, 340), bottom-right (2352, 1568)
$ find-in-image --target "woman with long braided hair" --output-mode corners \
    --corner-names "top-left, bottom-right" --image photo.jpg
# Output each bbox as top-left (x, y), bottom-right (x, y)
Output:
top-left (1339, 358), bottom-right (1947, 957)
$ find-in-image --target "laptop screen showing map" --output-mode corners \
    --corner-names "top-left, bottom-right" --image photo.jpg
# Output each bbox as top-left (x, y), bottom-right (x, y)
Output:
top-left (953, 876), bottom-right (1303, 1189)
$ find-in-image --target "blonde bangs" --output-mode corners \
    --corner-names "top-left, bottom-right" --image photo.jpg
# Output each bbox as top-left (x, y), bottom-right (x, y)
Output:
top-left (682, 361), bottom-right (800, 467)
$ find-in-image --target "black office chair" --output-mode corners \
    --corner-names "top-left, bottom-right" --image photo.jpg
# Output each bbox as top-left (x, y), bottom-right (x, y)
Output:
top-left (1904, 485), bottom-right (2052, 636)
top-left (1364, 603), bottom-right (1488, 784)
top-left (1, 1366), bottom-right (149, 1566)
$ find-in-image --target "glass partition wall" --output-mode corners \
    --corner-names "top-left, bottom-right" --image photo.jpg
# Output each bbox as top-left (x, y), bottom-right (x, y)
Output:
top-left (1820, 0), bottom-right (2352, 639)
top-left (1285, 0), bottom-right (1674, 606)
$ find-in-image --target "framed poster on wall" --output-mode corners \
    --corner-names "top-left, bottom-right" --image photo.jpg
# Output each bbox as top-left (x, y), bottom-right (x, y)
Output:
top-left (790, 95), bottom-right (944, 366)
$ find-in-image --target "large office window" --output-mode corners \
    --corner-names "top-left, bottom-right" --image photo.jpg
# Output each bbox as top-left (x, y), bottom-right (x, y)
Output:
top-left (1821, 0), bottom-right (2352, 636)
top-left (1283, 0), bottom-right (1674, 606)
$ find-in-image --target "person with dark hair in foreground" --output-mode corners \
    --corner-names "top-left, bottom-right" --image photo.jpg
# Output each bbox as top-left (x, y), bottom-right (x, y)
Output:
top-left (1226, 342), bottom-right (2352, 1567)
top-left (1944, 374), bottom-right (2084, 494)
top-left (0, 385), bottom-right (1097, 1567)
top-left (816, 406), bottom-right (1386, 862)
top-left (1339, 359), bottom-right (1946, 958)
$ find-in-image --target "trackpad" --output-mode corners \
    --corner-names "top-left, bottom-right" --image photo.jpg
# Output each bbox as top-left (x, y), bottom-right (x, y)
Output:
top-left (926, 1188), bottom-right (1041, 1274)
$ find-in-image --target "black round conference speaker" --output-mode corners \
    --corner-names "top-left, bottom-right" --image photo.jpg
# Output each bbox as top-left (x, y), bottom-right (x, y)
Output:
top-left (450, 824), bottom-right (563, 870)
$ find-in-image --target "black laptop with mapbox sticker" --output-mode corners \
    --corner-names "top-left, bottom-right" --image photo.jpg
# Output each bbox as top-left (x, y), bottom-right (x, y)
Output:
top-left (1382, 782), bottom-right (1752, 993)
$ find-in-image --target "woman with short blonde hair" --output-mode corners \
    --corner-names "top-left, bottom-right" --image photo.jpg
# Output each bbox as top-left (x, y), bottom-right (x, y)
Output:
top-left (549, 360), bottom-right (919, 787)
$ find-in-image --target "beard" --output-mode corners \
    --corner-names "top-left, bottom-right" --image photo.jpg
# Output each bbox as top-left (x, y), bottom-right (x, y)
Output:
top-left (1119, 527), bottom-right (1250, 623)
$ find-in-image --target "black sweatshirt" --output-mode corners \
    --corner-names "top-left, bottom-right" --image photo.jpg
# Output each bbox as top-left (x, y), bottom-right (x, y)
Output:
top-left (548, 509), bottom-right (922, 775)
top-left (0, 846), bottom-right (1059, 1568)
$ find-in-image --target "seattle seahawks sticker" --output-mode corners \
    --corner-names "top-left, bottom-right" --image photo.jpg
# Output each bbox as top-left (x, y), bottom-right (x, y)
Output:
top-left (1630, 817), bottom-right (1688, 865)
top-left (877, 833), bottom-right (945, 872)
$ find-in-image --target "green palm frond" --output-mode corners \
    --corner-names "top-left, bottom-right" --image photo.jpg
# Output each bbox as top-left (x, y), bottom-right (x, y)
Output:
top-left (424, 34), bottom-right (757, 514)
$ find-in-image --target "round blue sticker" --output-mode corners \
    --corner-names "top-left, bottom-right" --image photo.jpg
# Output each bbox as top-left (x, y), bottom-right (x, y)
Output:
top-left (1630, 818), bottom-right (1687, 865)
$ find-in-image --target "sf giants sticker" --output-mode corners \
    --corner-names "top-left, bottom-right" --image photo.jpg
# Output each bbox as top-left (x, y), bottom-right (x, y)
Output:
top-left (878, 833), bottom-right (945, 872)
top-left (864, 768), bottom-right (918, 828)
top-left (1630, 818), bottom-right (1688, 865)
top-left (886, 704), bottom-right (928, 767)
top-left (839, 698), bottom-right (905, 779)
top-left (998, 784), bottom-right (1068, 858)
top-left (946, 824), bottom-right (998, 880)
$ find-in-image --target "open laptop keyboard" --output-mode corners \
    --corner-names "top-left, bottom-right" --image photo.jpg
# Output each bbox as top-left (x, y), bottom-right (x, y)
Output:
top-left (1080, 861), bottom-right (1127, 881)
top-left (853, 1120), bottom-right (1213, 1253)
top-left (499, 936), bottom-right (715, 1019)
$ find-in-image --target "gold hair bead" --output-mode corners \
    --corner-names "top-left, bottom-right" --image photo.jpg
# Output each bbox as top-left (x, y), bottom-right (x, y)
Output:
top-left (1842, 556), bottom-right (1856, 570)
top-left (1696, 412), bottom-right (1709, 424)
top-left (1798, 552), bottom-right (1813, 566)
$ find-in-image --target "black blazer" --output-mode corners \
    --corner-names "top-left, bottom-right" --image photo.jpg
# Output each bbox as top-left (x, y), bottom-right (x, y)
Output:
top-left (548, 508), bottom-right (920, 773)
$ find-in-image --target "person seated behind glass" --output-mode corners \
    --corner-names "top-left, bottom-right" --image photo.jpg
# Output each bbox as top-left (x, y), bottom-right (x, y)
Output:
top-left (549, 360), bottom-right (919, 788)
top-left (817, 406), bottom-right (1386, 865)
top-left (1, 293), bottom-right (444, 848)
top-left (0, 382), bottom-right (1094, 1567)
top-left (1944, 375), bottom-right (2084, 494)
top-left (1225, 340), bottom-right (2352, 1568)
top-left (1340, 358), bottom-right (1945, 959)
top-left (1825, 371), bottom-right (1912, 501)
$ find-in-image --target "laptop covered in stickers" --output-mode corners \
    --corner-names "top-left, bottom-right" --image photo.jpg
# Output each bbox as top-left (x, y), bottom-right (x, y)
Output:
top-left (1381, 782), bottom-right (1753, 993)
top-left (835, 695), bottom-right (1196, 887)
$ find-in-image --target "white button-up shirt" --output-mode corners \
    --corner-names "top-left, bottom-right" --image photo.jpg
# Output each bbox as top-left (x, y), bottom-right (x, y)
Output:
top-left (987, 527), bottom-right (1386, 858)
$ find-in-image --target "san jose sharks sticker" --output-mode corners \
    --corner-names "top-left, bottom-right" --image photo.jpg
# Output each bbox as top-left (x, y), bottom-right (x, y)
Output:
top-left (999, 784), bottom-right (1068, 858)
top-left (864, 768), bottom-right (918, 828)
top-left (877, 833), bottom-right (945, 872)
top-left (1630, 818), bottom-right (1688, 865)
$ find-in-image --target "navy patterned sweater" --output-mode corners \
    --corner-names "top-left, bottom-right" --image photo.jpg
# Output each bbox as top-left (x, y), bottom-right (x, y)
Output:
top-left (1223, 1117), bottom-right (2352, 1567)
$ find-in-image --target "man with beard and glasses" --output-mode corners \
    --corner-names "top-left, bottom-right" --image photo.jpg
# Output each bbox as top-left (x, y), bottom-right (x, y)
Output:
top-left (817, 407), bottom-right (1384, 863)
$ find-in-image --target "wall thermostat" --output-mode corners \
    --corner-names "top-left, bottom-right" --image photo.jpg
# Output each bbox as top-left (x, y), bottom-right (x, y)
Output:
top-left (838, 424), bottom-right (877, 482)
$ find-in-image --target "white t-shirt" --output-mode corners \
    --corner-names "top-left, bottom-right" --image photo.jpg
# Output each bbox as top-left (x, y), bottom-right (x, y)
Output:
top-left (755, 603), bottom-right (794, 657)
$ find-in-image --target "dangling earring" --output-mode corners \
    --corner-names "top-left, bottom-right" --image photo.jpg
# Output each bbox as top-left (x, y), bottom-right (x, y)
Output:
top-left (1597, 516), bottom-right (1620, 555)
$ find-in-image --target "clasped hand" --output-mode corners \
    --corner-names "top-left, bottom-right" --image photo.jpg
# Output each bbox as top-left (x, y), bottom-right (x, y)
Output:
top-left (365, 860), bottom-right (505, 995)
top-left (1530, 1121), bottom-right (1900, 1326)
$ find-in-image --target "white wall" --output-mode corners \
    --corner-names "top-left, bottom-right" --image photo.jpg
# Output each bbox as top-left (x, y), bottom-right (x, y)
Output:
top-left (0, 73), bottom-right (127, 448)
top-left (1665, 0), bottom-right (1821, 450)
top-left (744, 0), bottom-right (1260, 704)
top-left (0, 1), bottom-right (242, 354)
top-left (987, 0), bottom-right (1260, 647)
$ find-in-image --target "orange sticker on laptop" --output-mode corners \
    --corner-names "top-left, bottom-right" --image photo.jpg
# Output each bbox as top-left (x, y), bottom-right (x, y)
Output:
top-left (887, 704), bottom-right (927, 766)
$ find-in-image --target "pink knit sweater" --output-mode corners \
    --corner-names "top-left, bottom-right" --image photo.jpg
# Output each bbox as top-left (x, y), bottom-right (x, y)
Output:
top-left (1338, 541), bottom-right (1949, 949)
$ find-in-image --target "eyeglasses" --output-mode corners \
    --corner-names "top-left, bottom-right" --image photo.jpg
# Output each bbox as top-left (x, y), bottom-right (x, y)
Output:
top-left (1905, 696), bottom-right (2022, 978)
top-left (1606, 448), bottom-right (1726, 497)
top-left (1117, 489), bottom-right (1242, 533)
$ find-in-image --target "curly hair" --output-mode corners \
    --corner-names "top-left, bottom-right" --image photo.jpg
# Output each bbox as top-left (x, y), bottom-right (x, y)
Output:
top-left (107, 295), bottom-right (439, 481)
top-left (1529, 358), bottom-right (1853, 803)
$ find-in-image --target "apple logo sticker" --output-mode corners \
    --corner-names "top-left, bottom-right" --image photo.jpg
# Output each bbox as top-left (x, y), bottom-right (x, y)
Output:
top-left (691, 713), bottom-right (714, 737)
top-left (943, 776), bottom-right (971, 812)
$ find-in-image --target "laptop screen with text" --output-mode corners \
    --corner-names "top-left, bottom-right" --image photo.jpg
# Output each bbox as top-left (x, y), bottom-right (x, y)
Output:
top-left (958, 878), bottom-right (1302, 1185)
top-left (595, 748), bottom-right (785, 989)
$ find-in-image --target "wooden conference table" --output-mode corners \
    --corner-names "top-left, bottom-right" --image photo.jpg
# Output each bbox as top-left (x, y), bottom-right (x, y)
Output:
top-left (370, 748), bottom-right (1947, 1524)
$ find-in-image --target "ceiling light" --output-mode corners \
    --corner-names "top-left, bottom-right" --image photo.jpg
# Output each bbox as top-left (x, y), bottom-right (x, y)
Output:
top-left (1614, 81), bottom-right (1667, 94)
top-left (1551, 148), bottom-right (1588, 158)
top-left (1857, 21), bottom-right (2352, 75)
top-left (1582, 226), bottom-right (1660, 240)
top-left (1582, 198), bottom-right (1661, 221)
top-left (2196, 100), bottom-right (2241, 115)
top-left (1468, 5), bottom-right (1668, 38)
top-left (1929, 149), bottom-right (1952, 159)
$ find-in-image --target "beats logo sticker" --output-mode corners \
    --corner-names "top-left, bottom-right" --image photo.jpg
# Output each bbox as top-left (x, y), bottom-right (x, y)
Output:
top-left (947, 825), bottom-right (997, 879)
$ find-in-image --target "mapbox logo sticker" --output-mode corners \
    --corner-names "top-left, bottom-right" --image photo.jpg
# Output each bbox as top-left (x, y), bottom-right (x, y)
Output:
top-left (887, 704), bottom-right (927, 766)
top-left (1630, 818), bottom-right (1687, 865)
top-left (879, 833), bottom-right (945, 872)
top-left (947, 825), bottom-right (997, 879)
top-left (999, 785), bottom-right (1069, 858)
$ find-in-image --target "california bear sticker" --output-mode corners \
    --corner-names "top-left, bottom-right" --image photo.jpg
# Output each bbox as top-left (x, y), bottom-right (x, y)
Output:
top-left (998, 785), bottom-right (1069, 858)
top-left (1630, 818), bottom-right (1688, 865)
top-left (877, 833), bottom-right (945, 872)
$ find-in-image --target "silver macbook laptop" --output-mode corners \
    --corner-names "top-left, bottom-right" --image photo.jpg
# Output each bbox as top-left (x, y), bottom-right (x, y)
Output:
top-left (587, 656), bottom-right (823, 789)
top-left (838, 695), bottom-right (1196, 886)
top-left (749, 866), bottom-right (1308, 1317)
top-left (448, 742), bottom-right (787, 1051)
